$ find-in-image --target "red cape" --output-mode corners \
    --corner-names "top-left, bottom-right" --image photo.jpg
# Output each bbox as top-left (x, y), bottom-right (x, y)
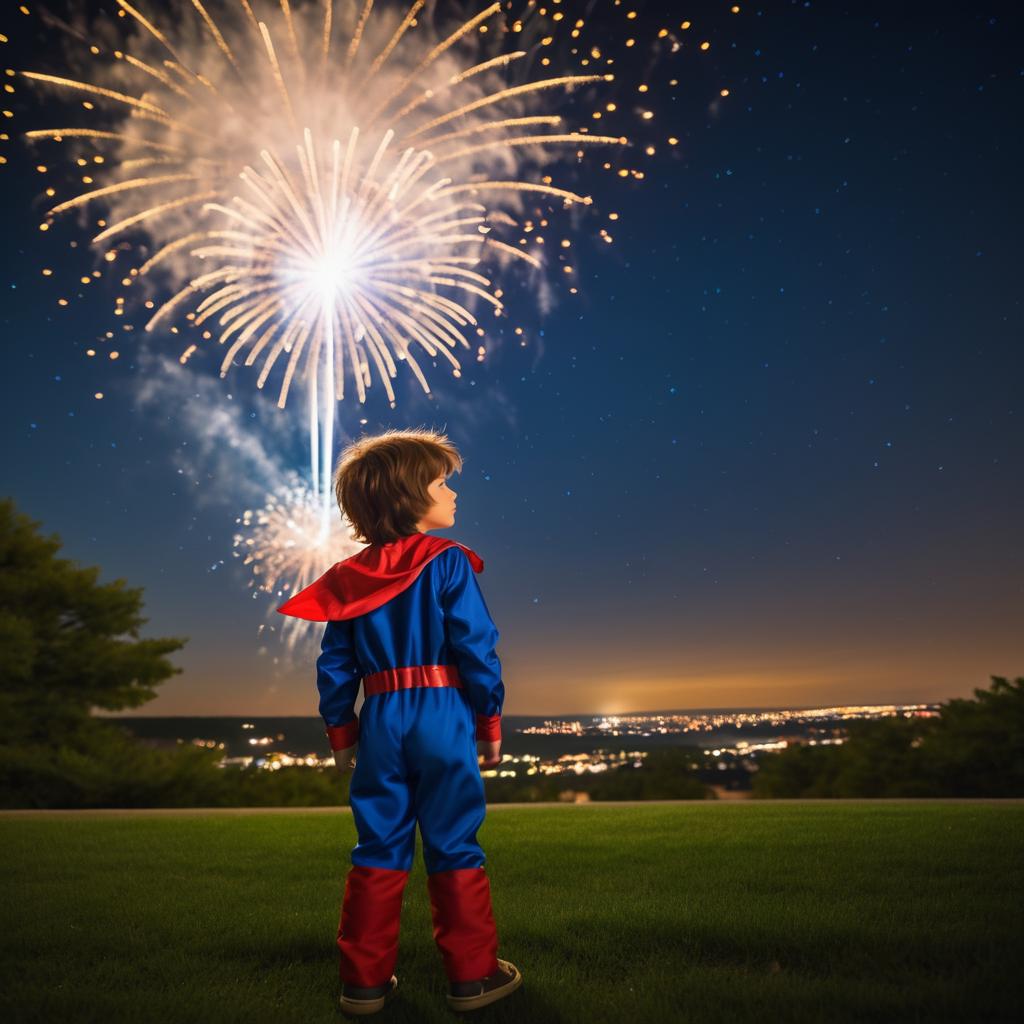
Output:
top-left (276, 532), bottom-right (484, 622)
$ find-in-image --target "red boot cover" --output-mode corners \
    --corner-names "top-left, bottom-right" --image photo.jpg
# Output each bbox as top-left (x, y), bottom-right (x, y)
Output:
top-left (427, 867), bottom-right (501, 983)
top-left (337, 865), bottom-right (410, 987)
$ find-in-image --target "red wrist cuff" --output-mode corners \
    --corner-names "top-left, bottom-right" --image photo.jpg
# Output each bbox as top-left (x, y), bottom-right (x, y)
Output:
top-left (475, 714), bottom-right (502, 742)
top-left (325, 717), bottom-right (360, 751)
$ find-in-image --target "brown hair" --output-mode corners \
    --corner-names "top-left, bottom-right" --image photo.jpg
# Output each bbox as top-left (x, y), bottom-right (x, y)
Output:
top-left (334, 427), bottom-right (463, 545)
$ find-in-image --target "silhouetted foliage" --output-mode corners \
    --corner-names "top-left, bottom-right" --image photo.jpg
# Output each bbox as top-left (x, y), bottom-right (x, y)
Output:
top-left (0, 498), bottom-right (187, 747)
top-left (752, 676), bottom-right (1024, 798)
top-left (0, 715), bottom-right (348, 808)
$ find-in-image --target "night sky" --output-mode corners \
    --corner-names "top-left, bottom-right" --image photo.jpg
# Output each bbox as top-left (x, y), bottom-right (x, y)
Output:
top-left (2, 1), bottom-right (1021, 718)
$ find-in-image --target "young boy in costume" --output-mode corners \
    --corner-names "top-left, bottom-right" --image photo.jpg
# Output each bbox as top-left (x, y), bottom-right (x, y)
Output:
top-left (277, 428), bottom-right (523, 1016)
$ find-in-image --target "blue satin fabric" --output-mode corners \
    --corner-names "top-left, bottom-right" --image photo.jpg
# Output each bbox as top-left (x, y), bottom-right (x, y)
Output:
top-left (315, 545), bottom-right (504, 873)
top-left (350, 685), bottom-right (487, 872)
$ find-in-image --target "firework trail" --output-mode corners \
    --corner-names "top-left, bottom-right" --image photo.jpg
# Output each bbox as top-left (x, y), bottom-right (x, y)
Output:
top-left (20, 0), bottom-right (625, 534)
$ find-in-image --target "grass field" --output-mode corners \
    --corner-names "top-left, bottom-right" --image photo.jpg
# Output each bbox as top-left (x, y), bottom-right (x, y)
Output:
top-left (2, 801), bottom-right (1022, 1023)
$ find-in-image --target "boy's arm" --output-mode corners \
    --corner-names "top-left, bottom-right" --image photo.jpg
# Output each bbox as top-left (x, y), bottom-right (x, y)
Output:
top-left (442, 548), bottom-right (505, 743)
top-left (316, 619), bottom-right (363, 752)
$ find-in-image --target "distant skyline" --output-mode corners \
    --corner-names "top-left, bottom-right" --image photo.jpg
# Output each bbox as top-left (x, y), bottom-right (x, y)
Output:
top-left (3, 2), bottom-right (1021, 718)
top-left (101, 700), bottom-right (942, 721)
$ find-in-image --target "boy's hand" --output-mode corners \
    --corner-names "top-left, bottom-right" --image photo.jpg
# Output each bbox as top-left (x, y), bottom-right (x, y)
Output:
top-left (477, 739), bottom-right (501, 770)
top-left (333, 743), bottom-right (358, 774)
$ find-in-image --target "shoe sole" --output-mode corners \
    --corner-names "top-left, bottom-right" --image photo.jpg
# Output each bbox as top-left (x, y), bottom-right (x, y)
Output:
top-left (446, 960), bottom-right (523, 1012)
top-left (340, 975), bottom-right (398, 1016)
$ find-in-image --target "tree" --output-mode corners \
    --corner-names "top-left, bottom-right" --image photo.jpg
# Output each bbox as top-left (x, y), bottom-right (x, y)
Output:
top-left (920, 676), bottom-right (1024, 796)
top-left (751, 675), bottom-right (1024, 798)
top-left (0, 498), bottom-right (187, 746)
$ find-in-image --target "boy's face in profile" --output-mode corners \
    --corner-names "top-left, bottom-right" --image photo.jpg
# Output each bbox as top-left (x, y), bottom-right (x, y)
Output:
top-left (417, 474), bottom-right (458, 533)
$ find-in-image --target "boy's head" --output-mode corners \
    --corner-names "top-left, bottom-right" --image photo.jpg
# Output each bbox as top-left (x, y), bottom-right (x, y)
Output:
top-left (334, 428), bottom-right (463, 545)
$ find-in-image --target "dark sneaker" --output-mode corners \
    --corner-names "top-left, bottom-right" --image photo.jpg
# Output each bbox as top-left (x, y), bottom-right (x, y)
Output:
top-left (340, 974), bottom-right (398, 1016)
top-left (447, 959), bottom-right (523, 1012)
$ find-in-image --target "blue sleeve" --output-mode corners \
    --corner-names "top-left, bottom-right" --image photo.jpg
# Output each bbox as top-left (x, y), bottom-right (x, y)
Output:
top-left (316, 619), bottom-right (363, 750)
top-left (441, 547), bottom-right (505, 734)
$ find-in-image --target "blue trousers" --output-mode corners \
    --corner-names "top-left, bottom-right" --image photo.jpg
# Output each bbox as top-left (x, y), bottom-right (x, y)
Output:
top-left (337, 684), bottom-right (501, 986)
top-left (348, 684), bottom-right (488, 874)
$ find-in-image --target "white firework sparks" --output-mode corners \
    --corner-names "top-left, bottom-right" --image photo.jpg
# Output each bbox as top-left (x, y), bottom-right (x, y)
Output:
top-left (233, 482), bottom-right (364, 646)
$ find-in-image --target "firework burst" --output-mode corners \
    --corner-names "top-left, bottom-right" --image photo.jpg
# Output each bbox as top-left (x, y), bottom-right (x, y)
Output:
top-left (20, 0), bottom-right (625, 527)
top-left (233, 481), bottom-right (364, 646)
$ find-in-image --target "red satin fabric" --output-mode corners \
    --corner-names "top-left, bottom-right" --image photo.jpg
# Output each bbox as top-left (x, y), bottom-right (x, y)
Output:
top-left (363, 663), bottom-right (463, 696)
top-left (427, 867), bottom-right (501, 983)
top-left (337, 865), bottom-right (410, 987)
top-left (475, 714), bottom-right (502, 742)
top-left (325, 720), bottom-right (360, 752)
top-left (337, 865), bottom-right (501, 986)
top-left (276, 532), bottom-right (484, 622)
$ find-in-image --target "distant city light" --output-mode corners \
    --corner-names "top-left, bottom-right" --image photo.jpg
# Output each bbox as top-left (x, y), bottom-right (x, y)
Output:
top-left (154, 702), bottom-right (938, 777)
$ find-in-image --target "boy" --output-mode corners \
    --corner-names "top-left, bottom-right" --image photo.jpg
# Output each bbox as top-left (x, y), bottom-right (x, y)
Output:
top-left (277, 428), bottom-right (523, 1016)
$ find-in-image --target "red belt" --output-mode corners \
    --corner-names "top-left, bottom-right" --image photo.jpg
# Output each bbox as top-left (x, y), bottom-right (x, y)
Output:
top-left (363, 664), bottom-right (462, 697)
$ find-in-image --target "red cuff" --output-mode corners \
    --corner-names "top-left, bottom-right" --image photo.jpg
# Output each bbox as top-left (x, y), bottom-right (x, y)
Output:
top-left (325, 717), bottom-right (360, 751)
top-left (475, 714), bottom-right (502, 742)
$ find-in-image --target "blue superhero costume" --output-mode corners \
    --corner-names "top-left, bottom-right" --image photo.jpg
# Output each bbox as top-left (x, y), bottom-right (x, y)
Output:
top-left (277, 531), bottom-right (504, 987)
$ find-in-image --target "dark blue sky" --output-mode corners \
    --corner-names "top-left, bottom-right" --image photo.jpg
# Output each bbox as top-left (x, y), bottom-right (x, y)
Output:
top-left (2, 1), bottom-right (1021, 717)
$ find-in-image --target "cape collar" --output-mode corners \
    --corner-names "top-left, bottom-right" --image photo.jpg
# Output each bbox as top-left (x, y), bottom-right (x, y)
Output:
top-left (276, 531), bottom-right (484, 622)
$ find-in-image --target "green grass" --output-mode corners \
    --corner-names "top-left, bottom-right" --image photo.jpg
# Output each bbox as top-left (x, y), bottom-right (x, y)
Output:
top-left (2, 802), bottom-right (1022, 1023)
